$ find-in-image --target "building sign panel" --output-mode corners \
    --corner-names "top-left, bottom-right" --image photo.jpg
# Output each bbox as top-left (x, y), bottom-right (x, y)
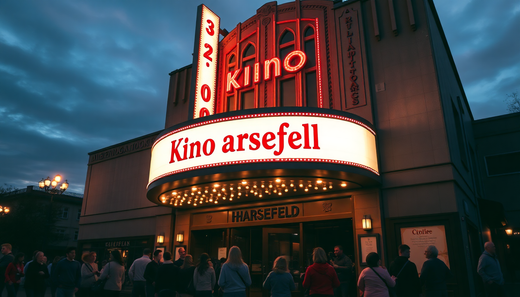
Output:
top-left (191, 4), bottom-right (220, 119)
top-left (148, 113), bottom-right (378, 186)
top-left (400, 225), bottom-right (450, 274)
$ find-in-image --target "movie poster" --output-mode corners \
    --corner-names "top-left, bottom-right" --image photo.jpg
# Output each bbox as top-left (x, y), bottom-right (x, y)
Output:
top-left (400, 225), bottom-right (449, 274)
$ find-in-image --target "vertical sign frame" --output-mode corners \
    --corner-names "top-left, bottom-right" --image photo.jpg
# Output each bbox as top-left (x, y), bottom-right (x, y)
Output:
top-left (189, 4), bottom-right (220, 120)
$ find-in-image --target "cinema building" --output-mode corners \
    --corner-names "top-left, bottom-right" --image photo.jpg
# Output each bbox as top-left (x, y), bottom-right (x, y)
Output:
top-left (79, 0), bottom-right (489, 295)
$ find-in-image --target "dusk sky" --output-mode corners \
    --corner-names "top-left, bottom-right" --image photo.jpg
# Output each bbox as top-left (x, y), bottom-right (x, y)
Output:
top-left (1, 0), bottom-right (519, 194)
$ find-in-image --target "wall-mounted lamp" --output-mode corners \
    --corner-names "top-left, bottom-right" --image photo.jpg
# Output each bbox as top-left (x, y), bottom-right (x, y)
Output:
top-left (157, 234), bottom-right (165, 244)
top-left (505, 228), bottom-right (513, 236)
top-left (362, 215), bottom-right (372, 231)
top-left (176, 232), bottom-right (184, 243)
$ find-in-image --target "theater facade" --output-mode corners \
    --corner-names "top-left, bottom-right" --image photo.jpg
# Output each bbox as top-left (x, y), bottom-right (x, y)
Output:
top-left (79, 0), bottom-right (486, 296)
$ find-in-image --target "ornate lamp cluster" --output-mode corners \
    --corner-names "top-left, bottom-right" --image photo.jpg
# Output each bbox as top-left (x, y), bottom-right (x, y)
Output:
top-left (160, 178), bottom-right (350, 208)
top-left (39, 175), bottom-right (69, 194)
top-left (0, 205), bottom-right (10, 216)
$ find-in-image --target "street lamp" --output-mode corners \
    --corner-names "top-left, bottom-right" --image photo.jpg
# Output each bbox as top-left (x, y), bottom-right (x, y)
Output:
top-left (39, 175), bottom-right (69, 195)
top-left (0, 206), bottom-right (10, 216)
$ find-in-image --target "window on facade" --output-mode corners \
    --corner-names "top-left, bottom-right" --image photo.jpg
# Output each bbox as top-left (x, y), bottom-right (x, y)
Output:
top-left (452, 103), bottom-right (468, 168)
top-left (74, 231), bottom-right (78, 241)
top-left (281, 78), bottom-right (296, 107)
top-left (240, 43), bottom-right (256, 110)
top-left (486, 151), bottom-right (520, 176)
top-left (56, 229), bottom-right (65, 239)
top-left (279, 30), bottom-right (296, 105)
top-left (303, 26), bottom-right (317, 107)
top-left (60, 207), bottom-right (69, 219)
top-left (279, 30), bottom-right (295, 78)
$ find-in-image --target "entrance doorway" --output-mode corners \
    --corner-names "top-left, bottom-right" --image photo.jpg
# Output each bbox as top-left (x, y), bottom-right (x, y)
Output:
top-left (190, 219), bottom-right (354, 297)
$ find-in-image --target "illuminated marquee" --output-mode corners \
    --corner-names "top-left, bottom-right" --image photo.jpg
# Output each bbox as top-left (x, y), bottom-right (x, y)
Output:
top-left (148, 113), bottom-right (379, 186)
top-left (191, 5), bottom-right (220, 119)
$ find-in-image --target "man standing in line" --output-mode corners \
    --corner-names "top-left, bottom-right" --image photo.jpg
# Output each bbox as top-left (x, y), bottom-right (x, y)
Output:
top-left (129, 248), bottom-right (153, 297)
top-left (144, 250), bottom-right (163, 297)
top-left (420, 245), bottom-right (452, 297)
top-left (0, 243), bottom-right (15, 296)
top-left (389, 244), bottom-right (421, 297)
top-left (331, 245), bottom-right (353, 297)
top-left (174, 247), bottom-right (186, 267)
top-left (477, 242), bottom-right (506, 297)
top-left (52, 247), bottom-right (81, 297)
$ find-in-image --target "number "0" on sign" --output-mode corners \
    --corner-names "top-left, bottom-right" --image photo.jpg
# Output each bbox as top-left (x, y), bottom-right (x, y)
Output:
top-left (201, 84), bottom-right (211, 102)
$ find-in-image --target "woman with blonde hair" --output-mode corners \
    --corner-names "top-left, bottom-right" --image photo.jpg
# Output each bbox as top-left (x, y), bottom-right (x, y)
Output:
top-left (263, 256), bottom-right (295, 297)
top-left (302, 247), bottom-right (340, 297)
top-left (218, 246), bottom-right (251, 297)
top-left (79, 252), bottom-right (99, 296)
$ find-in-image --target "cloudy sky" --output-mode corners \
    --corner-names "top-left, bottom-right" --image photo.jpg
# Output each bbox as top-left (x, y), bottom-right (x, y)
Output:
top-left (1, 0), bottom-right (519, 194)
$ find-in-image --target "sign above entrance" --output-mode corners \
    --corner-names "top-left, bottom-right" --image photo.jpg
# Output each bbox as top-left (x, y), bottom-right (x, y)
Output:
top-left (148, 110), bottom-right (378, 187)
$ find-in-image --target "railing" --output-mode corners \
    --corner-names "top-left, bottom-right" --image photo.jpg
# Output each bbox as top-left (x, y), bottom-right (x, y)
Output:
top-left (2, 186), bottom-right (84, 198)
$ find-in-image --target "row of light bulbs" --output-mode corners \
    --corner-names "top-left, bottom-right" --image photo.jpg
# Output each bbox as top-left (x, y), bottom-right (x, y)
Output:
top-left (160, 178), bottom-right (348, 207)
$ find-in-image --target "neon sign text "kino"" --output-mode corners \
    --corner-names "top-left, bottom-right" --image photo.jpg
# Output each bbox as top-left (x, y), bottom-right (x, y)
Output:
top-left (226, 51), bottom-right (307, 92)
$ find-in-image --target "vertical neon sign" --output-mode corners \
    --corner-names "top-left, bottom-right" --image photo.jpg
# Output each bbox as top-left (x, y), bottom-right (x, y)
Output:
top-left (190, 4), bottom-right (220, 119)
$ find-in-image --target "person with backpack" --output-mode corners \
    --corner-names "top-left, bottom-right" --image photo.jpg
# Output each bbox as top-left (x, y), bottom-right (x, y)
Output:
top-left (388, 245), bottom-right (420, 297)
top-left (218, 246), bottom-right (251, 297)
top-left (357, 252), bottom-right (395, 297)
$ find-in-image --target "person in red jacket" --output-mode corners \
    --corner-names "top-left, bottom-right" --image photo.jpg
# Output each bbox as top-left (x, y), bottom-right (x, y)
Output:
top-left (5, 253), bottom-right (25, 297)
top-left (303, 247), bottom-right (340, 297)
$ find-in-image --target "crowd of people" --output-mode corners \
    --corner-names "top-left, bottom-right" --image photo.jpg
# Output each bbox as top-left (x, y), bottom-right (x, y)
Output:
top-left (0, 240), bottom-right (506, 297)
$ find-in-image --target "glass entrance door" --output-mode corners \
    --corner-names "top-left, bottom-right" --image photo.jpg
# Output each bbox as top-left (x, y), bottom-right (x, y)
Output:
top-left (262, 227), bottom-right (301, 297)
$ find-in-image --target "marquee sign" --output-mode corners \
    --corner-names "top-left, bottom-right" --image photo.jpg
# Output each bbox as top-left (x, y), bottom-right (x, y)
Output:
top-left (148, 112), bottom-right (378, 186)
top-left (190, 4), bottom-right (220, 119)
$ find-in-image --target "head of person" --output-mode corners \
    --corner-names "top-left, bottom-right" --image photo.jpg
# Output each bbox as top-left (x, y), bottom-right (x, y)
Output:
top-left (14, 252), bottom-right (24, 265)
top-left (484, 242), bottom-right (496, 255)
top-left (53, 256), bottom-right (62, 264)
top-left (181, 254), bottom-right (194, 269)
top-left (110, 250), bottom-right (124, 265)
top-left (424, 245), bottom-right (438, 259)
top-left (1, 243), bottom-right (12, 255)
top-left (197, 253), bottom-right (211, 275)
top-left (43, 256), bottom-right (48, 264)
top-left (34, 251), bottom-right (45, 264)
top-left (366, 252), bottom-right (380, 268)
top-left (163, 251), bottom-right (172, 262)
top-left (143, 248), bottom-right (152, 257)
top-left (226, 246), bottom-right (245, 266)
top-left (153, 250), bottom-right (163, 263)
top-left (334, 245), bottom-right (344, 257)
top-left (82, 252), bottom-right (97, 264)
top-left (273, 256), bottom-right (289, 273)
top-left (178, 247), bottom-right (186, 260)
top-left (66, 247), bottom-right (76, 261)
top-left (399, 244), bottom-right (411, 258)
top-left (312, 247), bottom-right (328, 264)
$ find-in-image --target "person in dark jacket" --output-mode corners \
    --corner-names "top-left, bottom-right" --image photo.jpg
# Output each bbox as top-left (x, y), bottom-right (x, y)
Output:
top-left (477, 242), bottom-right (505, 297)
top-left (303, 247), bottom-right (340, 297)
top-left (155, 252), bottom-right (179, 297)
top-left (144, 250), bottom-right (163, 297)
top-left (0, 243), bottom-right (15, 296)
top-left (24, 251), bottom-right (49, 297)
top-left (52, 247), bottom-right (81, 297)
top-left (263, 256), bottom-right (295, 297)
top-left (389, 245), bottom-right (421, 297)
top-left (178, 254), bottom-right (196, 297)
top-left (331, 245), bottom-right (352, 297)
top-left (420, 245), bottom-right (452, 297)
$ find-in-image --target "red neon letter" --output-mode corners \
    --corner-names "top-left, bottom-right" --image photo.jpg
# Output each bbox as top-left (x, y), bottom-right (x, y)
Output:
top-left (283, 50), bottom-right (307, 73)
top-left (226, 69), bottom-right (242, 92)
top-left (243, 66), bottom-right (251, 87)
top-left (264, 58), bottom-right (281, 81)
top-left (262, 132), bottom-right (276, 150)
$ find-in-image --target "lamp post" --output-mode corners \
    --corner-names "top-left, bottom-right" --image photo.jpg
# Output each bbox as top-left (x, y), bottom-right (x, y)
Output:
top-left (0, 205), bottom-right (10, 216)
top-left (39, 175), bottom-right (69, 203)
top-left (39, 175), bottom-right (69, 195)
